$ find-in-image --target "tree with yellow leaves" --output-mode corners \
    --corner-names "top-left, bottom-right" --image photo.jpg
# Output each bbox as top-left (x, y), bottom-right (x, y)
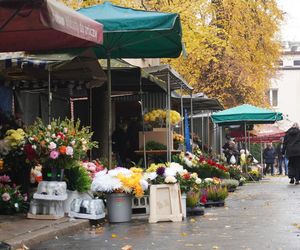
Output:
top-left (62, 0), bottom-right (283, 108)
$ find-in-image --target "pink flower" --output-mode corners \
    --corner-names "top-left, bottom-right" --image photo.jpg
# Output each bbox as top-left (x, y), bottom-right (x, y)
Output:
top-left (66, 146), bottom-right (73, 156)
top-left (50, 150), bottom-right (59, 159)
top-left (2, 192), bottom-right (10, 202)
top-left (0, 175), bottom-right (11, 183)
top-left (48, 142), bottom-right (57, 150)
top-left (23, 194), bottom-right (28, 202)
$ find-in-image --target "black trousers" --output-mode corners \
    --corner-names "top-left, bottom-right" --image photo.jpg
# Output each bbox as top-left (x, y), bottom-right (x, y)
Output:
top-left (288, 156), bottom-right (300, 181)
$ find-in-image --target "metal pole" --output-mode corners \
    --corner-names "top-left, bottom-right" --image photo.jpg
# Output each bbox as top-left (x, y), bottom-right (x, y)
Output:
top-left (190, 91), bottom-right (194, 146)
top-left (139, 76), bottom-right (147, 168)
top-left (167, 71), bottom-right (171, 162)
top-left (89, 88), bottom-right (93, 160)
top-left (48, 69), bottom-right (52, 124)
top-left (107, 54), bottom-right (112, 169)
top-left (180, 85), bottom-right (184, 136)
top-left (207, 112), bottom-right (210, 149)
top-left (201, 111), bottom-right (204, 151)
top-left (244, 122), bottom-right (247, 151)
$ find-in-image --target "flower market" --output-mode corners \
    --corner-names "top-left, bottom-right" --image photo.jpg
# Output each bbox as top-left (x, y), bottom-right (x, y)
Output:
top-left (0, 0), bottom-right (289, 249)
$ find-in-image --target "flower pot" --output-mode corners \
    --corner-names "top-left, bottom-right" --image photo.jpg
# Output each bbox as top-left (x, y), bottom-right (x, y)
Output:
top-left (42, 167), bottom-right (64, 181)
top-left (106, 193), bottom-right (132, 223)
top-left (64, 190), bottom-right (91, 213)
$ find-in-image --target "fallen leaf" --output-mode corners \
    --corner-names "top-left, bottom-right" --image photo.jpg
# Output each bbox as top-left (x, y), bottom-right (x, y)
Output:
top-left (121, 245), bottom-right (133, 250)
top-left (225, 225), bottom-right (231, 228)
top-left (181, 232), bottom-right (188, 236)
top-left (111, 233), bottom-right (118, 238)
top-left (185, 243), bottom-right (194, 247)
top-left (212, 246), bottom-right (219, 249)
top-left (190, 218), bottom-right (196, 223)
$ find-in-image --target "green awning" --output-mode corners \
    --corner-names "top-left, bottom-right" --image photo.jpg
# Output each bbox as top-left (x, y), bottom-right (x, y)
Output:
top-left (211, 104), bottom-right (283, 125)
top-left (78, 2), bottom-right (182, 59)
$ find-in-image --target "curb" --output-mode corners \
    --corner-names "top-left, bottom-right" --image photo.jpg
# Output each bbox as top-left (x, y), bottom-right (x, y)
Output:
top-left (6, 219), bottom-right (90, 250)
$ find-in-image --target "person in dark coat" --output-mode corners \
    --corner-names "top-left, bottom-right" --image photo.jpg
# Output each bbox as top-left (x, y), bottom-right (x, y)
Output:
top-left (263, 143), bottom-right (276, 175)
top-left (276, 137), bottom-right (288, 175)
top-left (282, 123), bottom-right (300, 184)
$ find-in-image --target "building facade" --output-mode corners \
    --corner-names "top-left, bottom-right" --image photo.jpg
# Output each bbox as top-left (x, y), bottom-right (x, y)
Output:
top-left (270, 41), bottom-right (300, 123)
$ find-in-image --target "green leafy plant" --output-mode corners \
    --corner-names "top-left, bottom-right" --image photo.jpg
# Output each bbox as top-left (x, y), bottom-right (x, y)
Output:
top-left (65, 164), bottom-right (92, 193)
top-left (227, 166), bottom-right (243, 181)
top-left (206, 186), bottom-right (228, 202)
top-left (221, 179), bottom-right (239, 190)
top-left (145, 141), bottom-right (167, 150)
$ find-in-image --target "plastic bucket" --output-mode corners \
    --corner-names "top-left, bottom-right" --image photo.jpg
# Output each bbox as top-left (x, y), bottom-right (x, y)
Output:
top-left (106, 193), bottom-right (132, 223)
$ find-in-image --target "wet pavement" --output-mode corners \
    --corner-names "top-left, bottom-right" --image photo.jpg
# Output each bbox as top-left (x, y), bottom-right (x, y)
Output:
top-left (32, 177), bottom-right (300, 250)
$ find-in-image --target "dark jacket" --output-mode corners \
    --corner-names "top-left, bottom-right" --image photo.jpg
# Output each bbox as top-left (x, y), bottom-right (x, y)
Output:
top-left (276, 143), bottom-right (284, 158)
top-left (283, 127), bottom-right (300, 158)
top-left (263, 147), bottom-right (276, 164)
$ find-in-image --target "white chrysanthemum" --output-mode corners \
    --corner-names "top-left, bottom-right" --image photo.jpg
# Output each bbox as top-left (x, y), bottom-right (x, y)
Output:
top-left (108, 167), bottom-right (131, 177)
top-left (140, 179), bottom-right (149, 191)
top-left (169, 162), bottom-right (184, 174)
top-left (204, 178), bottom-right (213, 183)
top-left (91, 173), bottom-right (122, 192)
top-left (143, 172), bottom-right (157, 181)
top-left (164, 167), bottom-right (177, 177)
top-left (191, 173), bottom-right (198, 179)
top-left (47, 125), bottom-right (51, 130)
top-left (165, 176), bottom-right (177, 184)
top-left (195, 178), bottom-right (202, 184)
top-left (184, 159), bottom-right (193, 168)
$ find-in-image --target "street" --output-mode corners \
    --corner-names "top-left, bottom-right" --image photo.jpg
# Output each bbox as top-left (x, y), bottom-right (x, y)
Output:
top-left (32, 177), bottom-right (300, 250)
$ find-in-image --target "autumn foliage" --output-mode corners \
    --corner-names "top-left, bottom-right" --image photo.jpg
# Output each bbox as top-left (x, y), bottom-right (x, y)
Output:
top-left (62, 0), bottom-right (283, 108)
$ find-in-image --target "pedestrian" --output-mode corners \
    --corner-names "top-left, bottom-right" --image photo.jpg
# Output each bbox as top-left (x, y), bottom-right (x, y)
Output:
top-left (263, 143), bottom-right (276, 176)
top-left (276, 137), bottom-right (288, 175)
top-left (282, 123), bottom-right (300, 184)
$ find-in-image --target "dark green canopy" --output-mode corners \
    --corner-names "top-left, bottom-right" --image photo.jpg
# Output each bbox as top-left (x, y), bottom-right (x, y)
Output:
top-left (78, 2), bottom-right (182, 58)
top-left (211, 104), bottom-right (283, 125)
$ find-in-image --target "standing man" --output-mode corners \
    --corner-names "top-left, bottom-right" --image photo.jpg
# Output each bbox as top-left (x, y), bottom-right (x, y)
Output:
top-left (276, 137), bottom-right (288, 175)
top-left (282, 123), bottom-right (300, 184)
top-left (263, 143), bottom-right (276, 176)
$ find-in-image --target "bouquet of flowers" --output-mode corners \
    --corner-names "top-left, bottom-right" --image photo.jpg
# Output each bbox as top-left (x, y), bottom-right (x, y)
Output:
top-left (177, 171), bottom-right (203, 194)
top-left (144, 162), bottom-right (185, 185)
top-left (173, 132), bottom-right (184, 149)
top-left (81, 160), bottom-right (105, 179)
top-left (25, 118), bottom-right (98, 169)
top-left (143, 109), bottom-right (181, 127)
top-left (91, 167), bottom-right (148, 198)
top-left (1, 129), bottom-right (26, 167)
top-left (0, 175), bottom-right (28, 214)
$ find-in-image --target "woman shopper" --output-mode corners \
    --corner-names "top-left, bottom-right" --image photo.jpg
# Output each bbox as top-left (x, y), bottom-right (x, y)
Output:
top-left (282, 123), bottom-right (300, 184)
top-left (263, 143), bottom-right (276, 176)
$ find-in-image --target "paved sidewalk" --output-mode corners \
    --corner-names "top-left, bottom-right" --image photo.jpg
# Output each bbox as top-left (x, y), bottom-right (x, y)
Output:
top-left (32, 177), bottom-right (300, 250)
top-left (0, 215), bottom-right (89, 249)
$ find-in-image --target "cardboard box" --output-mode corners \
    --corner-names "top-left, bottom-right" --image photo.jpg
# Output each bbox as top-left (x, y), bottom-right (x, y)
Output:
top-left (139, 128), bottom-right (173, 150)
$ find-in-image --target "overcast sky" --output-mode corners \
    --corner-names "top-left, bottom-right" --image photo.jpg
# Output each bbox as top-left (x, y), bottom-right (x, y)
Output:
top-left (277, 0), bottom-right (300, 41)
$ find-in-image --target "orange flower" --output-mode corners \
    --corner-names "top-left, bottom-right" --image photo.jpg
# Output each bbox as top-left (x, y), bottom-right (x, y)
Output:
top-left (59, 146), bottom-right (67, 154)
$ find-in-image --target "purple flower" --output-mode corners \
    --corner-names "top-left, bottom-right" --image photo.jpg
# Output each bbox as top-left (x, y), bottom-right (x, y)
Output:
top-left (50, 150), bottom-right (59, 159)
top-left (0, 175), bottom-right (11, 183)
top-left (156, 166), bottom-right (165, 176)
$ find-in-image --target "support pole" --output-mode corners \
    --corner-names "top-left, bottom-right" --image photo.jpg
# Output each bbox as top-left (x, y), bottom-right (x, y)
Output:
top-left (89, 88), bottom-right (93, 160)
top-left (107, 55), bottom-right (112, 169)
top-left (167, 70), bottom-right (171, 162)
top-left (190, 91), bottom-right (194, 147)
top-left (180, 85), bottom-right (184, 136)
top-left (207, 112), bottom-right (210, 149)
top-left (48, 70), bottom-right (52, 124)
top-left (201, 111), bottom-right (204, 151)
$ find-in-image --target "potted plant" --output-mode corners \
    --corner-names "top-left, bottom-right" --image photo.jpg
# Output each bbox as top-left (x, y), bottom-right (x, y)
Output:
top-left (25, 118), bottom-right (97, 181)
top-left (91, 167), bottom-right (148, 223)
top-left (0, 175), bottom-right (28, 214)
top-left (202, 185), bottom-right (228, 207)
top-left (220, 179), bottom-right (239, 192)
top-left (177, 171), bottom-right (203, 216)
top-left (1, 128), bottom-right (32, 194)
